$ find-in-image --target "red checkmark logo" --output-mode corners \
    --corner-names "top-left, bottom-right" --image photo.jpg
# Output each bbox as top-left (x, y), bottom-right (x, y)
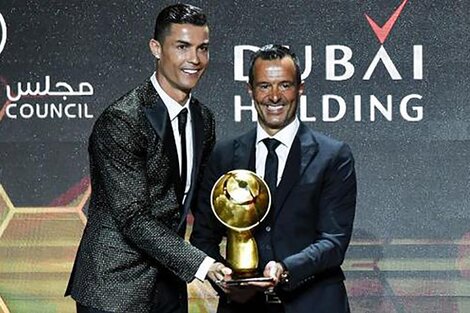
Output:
top-left (365, 0), bottom-right (409, 44)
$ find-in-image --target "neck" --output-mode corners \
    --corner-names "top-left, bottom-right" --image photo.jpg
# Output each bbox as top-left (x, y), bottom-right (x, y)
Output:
top-left (156, 73), bottom-right (190, 105)
top-left (261, 125), bottom-right (280, 136)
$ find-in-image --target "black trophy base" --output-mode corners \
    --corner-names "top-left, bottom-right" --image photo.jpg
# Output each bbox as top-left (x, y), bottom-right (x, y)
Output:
top-left (223, 276), bottom-right (274, 286)
top-left (221, 269), bottom-right (274, 286)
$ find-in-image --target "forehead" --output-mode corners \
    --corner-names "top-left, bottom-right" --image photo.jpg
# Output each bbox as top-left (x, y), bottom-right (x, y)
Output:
top-left (252, 57), bottom-right (296, 82)
top-left (163, 23), bottom-right (209, 43)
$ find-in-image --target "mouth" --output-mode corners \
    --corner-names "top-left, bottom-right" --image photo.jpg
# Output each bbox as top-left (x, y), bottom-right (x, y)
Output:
top-left (263, 103), bottom-right (285, 114)
top-left (181, 68), bottom-right (201, 75)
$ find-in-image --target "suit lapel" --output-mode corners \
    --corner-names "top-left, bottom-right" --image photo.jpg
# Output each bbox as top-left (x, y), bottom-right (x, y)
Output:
top-left (178, 99), bottom-right (204, 228)
top-left (189, 98), bottom-right (204, 185)
top-left (273, 123), bottom-right (318, 221)
top-left (141, 80), bottom-right (169, 139)
top-left (141, 80), bottom-right (183, 202)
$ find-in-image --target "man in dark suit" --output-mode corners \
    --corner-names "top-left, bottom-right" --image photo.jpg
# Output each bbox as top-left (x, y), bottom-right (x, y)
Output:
top-left (191, 44), bottom-right (357, 313)
top-left (65, 4), bottom-right (230, 313)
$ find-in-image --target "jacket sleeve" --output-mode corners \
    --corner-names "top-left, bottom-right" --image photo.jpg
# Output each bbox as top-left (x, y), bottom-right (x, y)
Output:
top-left (281, 143), bottom-right (357, 291)
top-left (89, 108), bottom-right (207, 282)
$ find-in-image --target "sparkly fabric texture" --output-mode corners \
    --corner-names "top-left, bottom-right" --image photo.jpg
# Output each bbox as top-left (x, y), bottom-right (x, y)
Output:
top-left (66, 79), bottom-right (215, 312)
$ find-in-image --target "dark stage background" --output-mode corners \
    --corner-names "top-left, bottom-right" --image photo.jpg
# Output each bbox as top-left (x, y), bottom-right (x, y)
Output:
top-left (0, 1), bottom-right (468, 312)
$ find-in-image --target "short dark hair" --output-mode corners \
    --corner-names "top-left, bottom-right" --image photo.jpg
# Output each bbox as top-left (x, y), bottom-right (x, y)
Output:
top-left (248, 44), bottom-right (302, 86)
top-left (153, 4), bottom-right (207, 42)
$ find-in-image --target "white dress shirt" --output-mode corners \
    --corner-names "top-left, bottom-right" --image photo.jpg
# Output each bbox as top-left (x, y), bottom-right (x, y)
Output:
top-left (150, 73), bottom-right (214, 281)
top-left (255, 117), bottom-right (300, 185)
top-left (151, 73), bottom-right (193, 197)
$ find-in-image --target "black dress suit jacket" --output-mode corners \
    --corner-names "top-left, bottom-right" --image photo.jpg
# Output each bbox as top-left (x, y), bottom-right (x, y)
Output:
top-left (65, 79), bottom-right (215, 313)
top-left (191, 123), bottom-right (356, 313)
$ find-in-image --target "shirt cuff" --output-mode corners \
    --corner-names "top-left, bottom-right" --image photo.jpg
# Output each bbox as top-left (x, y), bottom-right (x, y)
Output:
top-left (195, 256), bottom-right (215, 281)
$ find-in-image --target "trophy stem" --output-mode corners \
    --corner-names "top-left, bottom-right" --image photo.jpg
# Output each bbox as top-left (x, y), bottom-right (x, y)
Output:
top-left (226, 229), bottom-right (259, 278)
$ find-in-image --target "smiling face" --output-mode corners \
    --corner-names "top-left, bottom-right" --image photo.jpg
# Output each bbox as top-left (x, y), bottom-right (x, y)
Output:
top-left (149, 23), bottom-right (209, 104)
top-left (249, 57), bottom-right (304, 136)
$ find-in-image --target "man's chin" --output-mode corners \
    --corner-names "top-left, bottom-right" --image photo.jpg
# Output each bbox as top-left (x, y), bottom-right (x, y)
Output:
top-left (179, 80), bottom-right (201, 92)
top-left (260, 121), bottom-right (284, 132)
top-left (262, 115), bottom-right (285, 126)
top-left (175, 83), bottom-right (196, 95)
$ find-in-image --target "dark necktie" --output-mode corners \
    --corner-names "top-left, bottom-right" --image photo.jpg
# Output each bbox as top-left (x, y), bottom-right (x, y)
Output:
top-left (263, 138), bottom-right (281, 196)
top-left (178, 108), bottom-right (188, 188)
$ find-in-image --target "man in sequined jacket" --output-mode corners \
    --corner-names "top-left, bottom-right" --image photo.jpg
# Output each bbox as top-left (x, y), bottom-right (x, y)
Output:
top-left (65, 4), bottom-right (230, 313)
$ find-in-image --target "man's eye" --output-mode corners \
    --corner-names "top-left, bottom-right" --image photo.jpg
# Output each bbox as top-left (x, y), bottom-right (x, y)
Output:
top-left (177, 45), bottom-right (188, 50)
top-left (199, 46), bottom-right (209, 52)
top-left (281, 82), bottom-right (293, 89)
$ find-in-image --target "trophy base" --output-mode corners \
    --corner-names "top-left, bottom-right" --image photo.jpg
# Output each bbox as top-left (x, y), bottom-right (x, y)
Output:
top-left (222, 276), bottom-right (274, 286)
top-left (232, 269), bottom-right (258, 279)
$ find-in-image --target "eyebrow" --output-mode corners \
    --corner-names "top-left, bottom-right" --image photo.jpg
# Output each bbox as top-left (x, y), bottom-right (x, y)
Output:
top-left (174, 40), bottom-right (209, 46)
top-left (255, 81), bottom-right (270, 86)
top-left (255, 80), bottom-right (294, 85)
top-left (175, 40), bottom-right (191, 45)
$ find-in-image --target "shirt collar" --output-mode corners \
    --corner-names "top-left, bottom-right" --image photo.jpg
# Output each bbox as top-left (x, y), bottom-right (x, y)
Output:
top-left (256, 117), bottom-right (300, 148)
top-left (150, 72), bottom-right (191, 121)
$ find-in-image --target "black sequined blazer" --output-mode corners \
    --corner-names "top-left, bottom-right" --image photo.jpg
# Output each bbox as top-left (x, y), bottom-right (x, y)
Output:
top-left (65, 78), bottom-right (216, 313)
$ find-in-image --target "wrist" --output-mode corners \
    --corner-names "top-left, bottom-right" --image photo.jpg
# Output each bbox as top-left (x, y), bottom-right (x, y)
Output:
top-left (278, 262), bottom-right (289, 284)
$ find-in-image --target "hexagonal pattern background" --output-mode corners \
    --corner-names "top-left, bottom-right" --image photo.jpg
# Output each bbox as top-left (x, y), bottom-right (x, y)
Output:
top-left (0, 183), bottom-right (469, 313)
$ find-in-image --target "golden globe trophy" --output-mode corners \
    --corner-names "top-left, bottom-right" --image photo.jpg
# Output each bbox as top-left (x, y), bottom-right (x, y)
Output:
top-left (211, 169), bottom-right (273, 284)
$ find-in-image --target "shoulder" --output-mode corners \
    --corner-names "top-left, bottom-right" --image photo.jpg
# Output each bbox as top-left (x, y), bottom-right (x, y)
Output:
top-left (91, 81), bottom-right (151, 136)
top-left (300, 123), bottom-right (353, 157)
top-left (106, 81), bottom-right (150, 117)
top-left (214, 128), bottom-right (255, 153)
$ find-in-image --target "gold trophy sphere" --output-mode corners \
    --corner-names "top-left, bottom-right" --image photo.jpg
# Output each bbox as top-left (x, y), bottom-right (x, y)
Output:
top-left (211, 169), bottom-right (271, 231)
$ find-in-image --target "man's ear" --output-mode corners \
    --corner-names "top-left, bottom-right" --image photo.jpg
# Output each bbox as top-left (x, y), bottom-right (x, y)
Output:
top-left (298, 80), bottom-right (305, 96)
top-left (149, 39), bottom-right (162, 59)
top-left (247, 82), bottom-right (253, 98)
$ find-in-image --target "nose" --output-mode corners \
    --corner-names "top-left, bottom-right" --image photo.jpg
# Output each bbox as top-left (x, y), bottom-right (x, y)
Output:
top-left (188, 48), bottom-right (200, 65)
top-left (268, 86), bottom-right (281, 103)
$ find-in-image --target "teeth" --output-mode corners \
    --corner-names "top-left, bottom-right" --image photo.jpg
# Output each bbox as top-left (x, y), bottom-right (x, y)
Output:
top-left (266, 105), bottom-right (283, 112)
top-left (183, 69), bottom-right (198, 74)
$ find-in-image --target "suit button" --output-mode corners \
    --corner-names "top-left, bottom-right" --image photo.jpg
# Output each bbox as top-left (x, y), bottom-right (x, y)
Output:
top-left (265, 226), bottom-right (271, 232)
